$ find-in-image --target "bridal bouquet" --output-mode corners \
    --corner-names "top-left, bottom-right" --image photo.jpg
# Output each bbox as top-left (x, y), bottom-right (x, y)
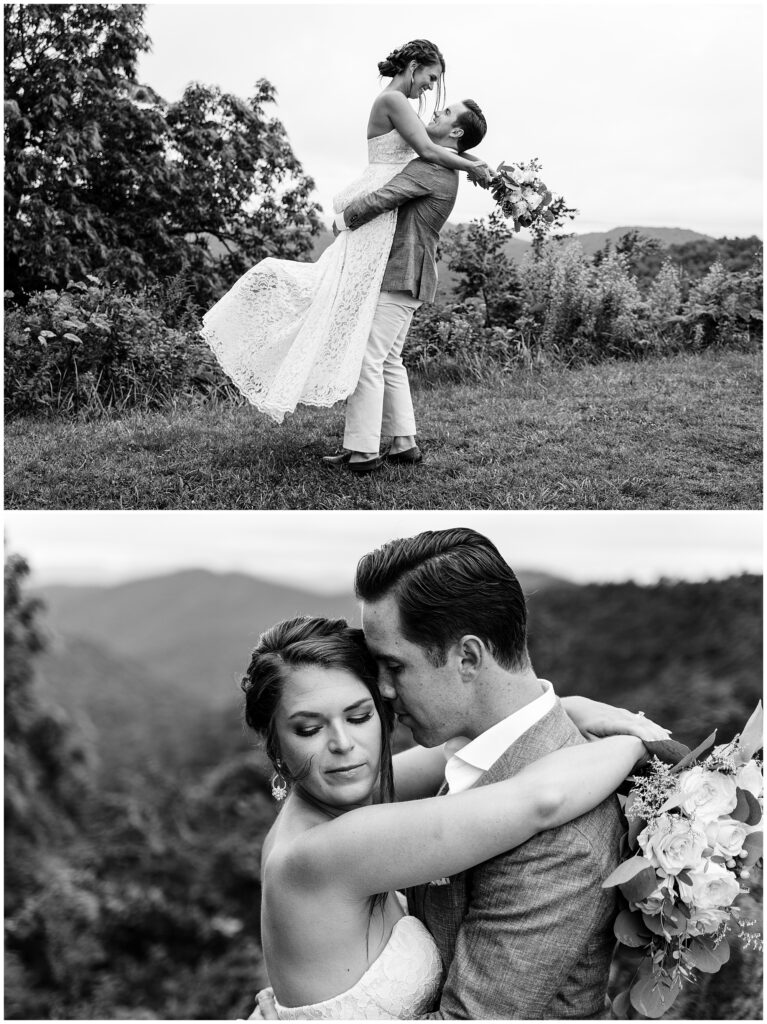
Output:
top-left (486, 159), bottom-right (576, 235)
top-left (604, 703), bottom-right (763, 1019)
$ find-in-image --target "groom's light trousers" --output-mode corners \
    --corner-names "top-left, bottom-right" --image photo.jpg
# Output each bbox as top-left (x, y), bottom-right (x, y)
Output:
top-left (343, 290), bottom-right (421, 453)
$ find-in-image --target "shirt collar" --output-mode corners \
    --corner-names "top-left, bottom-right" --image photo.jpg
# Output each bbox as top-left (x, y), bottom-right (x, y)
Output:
top-left (444, 680), bottom-right (556, 792)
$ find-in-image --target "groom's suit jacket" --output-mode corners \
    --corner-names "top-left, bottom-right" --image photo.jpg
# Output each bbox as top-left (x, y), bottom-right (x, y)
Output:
top-left (407, 699), bottom-right (624, 1020)
top-left (342, 159), bottom-right (458, 304)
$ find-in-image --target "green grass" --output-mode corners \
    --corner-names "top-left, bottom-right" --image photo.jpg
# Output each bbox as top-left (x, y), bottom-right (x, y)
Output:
top-left (4, 349), bottom-right (762, 510)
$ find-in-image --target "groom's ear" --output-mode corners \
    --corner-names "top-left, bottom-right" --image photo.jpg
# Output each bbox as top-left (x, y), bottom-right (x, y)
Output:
top-left (457, 635), bottom-right (483, 680)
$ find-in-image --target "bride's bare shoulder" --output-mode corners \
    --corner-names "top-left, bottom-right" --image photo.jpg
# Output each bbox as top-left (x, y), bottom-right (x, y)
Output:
top-left (262, 806), bottom-right (338, 889)
top-left (367, 90), bottom-right (406, 137)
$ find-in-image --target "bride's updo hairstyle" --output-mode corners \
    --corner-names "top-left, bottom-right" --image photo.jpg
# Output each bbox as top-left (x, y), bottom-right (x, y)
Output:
top-left (241, 615), bottom-right (395, 803)
top-left (378, 39), bottom-right (446, 113)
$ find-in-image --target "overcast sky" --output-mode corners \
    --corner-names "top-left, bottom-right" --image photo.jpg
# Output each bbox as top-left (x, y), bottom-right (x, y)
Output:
top-left (137, 1), bottom-right (763, 236)
top-left (5, 511), bottom-right (762, 592)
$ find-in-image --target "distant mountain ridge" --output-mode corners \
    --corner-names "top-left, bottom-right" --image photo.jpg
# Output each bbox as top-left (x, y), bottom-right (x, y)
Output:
top-left (35, 567), bottom-right (571, 707)
top-left (33, 571), bottom-right (761, 782)
top-left (311, 223), bottom-right (715, 263)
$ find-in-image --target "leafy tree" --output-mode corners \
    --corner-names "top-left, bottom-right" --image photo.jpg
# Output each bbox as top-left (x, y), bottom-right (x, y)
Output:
top-left (5, 552), bottom-right (93, 843)
top-left (164, 81), bottom-right (323, 304)
top-left (443, 211), bottom-right (522, 327)
top-left (4, 4), bottom-right (322, 305)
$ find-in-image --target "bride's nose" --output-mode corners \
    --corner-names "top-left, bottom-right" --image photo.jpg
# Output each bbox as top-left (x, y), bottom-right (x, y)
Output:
top-left (328, 722), bottom-right (353, 753)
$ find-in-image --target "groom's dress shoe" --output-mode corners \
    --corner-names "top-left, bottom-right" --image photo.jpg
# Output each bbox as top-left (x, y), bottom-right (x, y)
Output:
top-left (348, 454), bottom-right (386, 474)
top-left (322, 451), bottom-right (352, 468)
top-left (387, 445), bottom-right (422, 465)
top-left (322, 451), bottom-right (386, 474)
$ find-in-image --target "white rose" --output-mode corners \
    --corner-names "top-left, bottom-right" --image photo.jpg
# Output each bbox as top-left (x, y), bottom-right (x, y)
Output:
top-left (736, 761), bottom-right (763, 800)
top-left (705, 817), bottom-right (750, 859)
top-left (686, 905), bottom-right (730, 937)
top-left (520, 169), bottom-right (536, 184)
top-left (637, 813), bottom-right (708, 875)
top-left (522, 190), bottom-right (543, 212)
top-left (678, 862), bottom-right (740, 909)
top-left (677, 767), bottom-right (737, 822)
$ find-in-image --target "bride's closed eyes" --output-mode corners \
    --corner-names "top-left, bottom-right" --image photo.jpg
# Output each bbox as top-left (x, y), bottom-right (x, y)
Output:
top-left (294, 711), bottom-right (374, 738)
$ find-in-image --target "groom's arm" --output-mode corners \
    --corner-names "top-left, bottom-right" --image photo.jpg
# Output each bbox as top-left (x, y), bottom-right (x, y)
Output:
top-left (336, 159), bottom-right (456, 232)
top-left (421, 820), bottom-right (620, 1019)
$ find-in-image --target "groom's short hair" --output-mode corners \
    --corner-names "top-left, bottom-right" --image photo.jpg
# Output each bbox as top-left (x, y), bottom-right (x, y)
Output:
top-left (355, 527), bottom-right (529, 670)
top-left (455, 99), bottom-right (487, 153)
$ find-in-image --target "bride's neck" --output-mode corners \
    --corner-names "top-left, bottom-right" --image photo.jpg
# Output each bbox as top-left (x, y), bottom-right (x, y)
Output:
top-left (292, 784), bottom-right (368, 820)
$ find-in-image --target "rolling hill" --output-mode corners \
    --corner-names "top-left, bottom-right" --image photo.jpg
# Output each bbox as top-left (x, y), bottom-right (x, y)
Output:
top-left (36, 567), bottom-right (570, 706)
top-left (32, 570), bottom-right (761, 782)
top-left (311, 223), bottom-right (713, 263)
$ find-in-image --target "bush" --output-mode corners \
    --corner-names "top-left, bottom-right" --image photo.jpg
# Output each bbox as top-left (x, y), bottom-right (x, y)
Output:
top-left (681, 256), bottom-right (763, 349)
top-left (414, 241), bottom-right (762, 374)
top-left (4, 279), bottom-right (232, 417)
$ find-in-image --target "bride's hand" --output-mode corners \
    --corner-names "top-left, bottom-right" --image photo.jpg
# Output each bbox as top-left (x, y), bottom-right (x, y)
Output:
top-left (250, 988), bottom-right (278, 1020)
top-left (562, 695), bottom-right (671, 743)
top-left (466, 161), bottom-right (493, 188)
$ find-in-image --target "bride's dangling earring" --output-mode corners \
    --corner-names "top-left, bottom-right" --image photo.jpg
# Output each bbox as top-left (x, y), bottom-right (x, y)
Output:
top-left (410, 70), bottom-right (415, 96)
top-left (271, 763), bottom-right (288, 801)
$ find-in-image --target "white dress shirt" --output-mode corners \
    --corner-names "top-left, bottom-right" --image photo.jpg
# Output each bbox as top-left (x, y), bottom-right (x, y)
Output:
top-left (443, 680), bottom-right (557, 794)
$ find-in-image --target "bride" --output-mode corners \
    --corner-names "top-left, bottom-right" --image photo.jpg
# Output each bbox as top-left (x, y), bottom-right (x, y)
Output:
top-left (240, 616), bottom-right (668, 1020)
top-left (200, 40), bottom-right (491, 424)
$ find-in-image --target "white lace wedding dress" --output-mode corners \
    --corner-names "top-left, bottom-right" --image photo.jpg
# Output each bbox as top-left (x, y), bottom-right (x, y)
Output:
top-left (201, 130), bottom-right (416, 423)
top-left (255, 914), bottom-right (443, 1020)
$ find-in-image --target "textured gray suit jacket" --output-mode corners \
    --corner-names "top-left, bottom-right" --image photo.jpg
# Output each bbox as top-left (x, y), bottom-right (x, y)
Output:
top-left (342, 158), bottom-right (458, 303)
top-left (407, 700), bottom-right (624, 1019)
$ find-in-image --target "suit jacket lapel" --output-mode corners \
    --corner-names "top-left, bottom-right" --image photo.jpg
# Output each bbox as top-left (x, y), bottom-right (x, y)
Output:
top-left (475, 698), bottom-right (583, 788)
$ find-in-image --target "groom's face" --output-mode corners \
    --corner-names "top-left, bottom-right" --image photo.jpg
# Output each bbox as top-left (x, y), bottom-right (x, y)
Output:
top-left (426, 101), bottom-right (467, 146)
top-left (362, 594), bottom-right (467, 747)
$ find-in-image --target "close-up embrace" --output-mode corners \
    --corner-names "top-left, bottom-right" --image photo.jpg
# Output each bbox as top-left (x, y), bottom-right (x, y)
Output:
top-left (4, 511), bottom-right (763, 1020)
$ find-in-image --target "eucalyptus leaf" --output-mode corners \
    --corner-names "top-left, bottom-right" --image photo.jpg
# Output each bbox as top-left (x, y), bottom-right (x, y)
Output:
top-left (732, 788), bottom-right (762, 826)
top-left (644, 738), bottom-right (690, 765)
top-left (614, 908), bottom-right (651, 948)
top-left (737, 702), bottom-right (764, 761)
top-left (687, 937), bottom-right (730, 972)
top-left (629, 974), bottom-right (681, 1018)
top-left (742, 830), bottom-right (763, 867)
top-left (610, 989), bottom-right (631, 1018)
top-left (641, 911), bottom-right (667, 937)
top-left (603, 855), bottom-right (654, 888)
top-left (621, 866), bottom-right (661, 904)
top-left (671, 731), bottom-right (718, 773)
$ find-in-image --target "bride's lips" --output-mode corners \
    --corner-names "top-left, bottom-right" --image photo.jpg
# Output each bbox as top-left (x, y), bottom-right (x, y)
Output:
top-left (326, 762), bottom-right (367, 777)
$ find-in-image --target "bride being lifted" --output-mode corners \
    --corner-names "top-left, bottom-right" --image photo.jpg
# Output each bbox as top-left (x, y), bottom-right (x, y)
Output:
top-left (200, 40), bottom-right (492, 425)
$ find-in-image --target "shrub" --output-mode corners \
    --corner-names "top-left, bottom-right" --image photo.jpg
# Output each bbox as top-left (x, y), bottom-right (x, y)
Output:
top-left (413, 242), bottom-right (762, 374)
top-left (681, 255), bottom-right (763, 349)
top-left (4, 279), bottom-right (232, 417)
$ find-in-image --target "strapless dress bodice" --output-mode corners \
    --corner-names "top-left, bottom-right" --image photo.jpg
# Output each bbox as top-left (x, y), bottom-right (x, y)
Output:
top-left (367, 129), bottom-right (416, 166)
top-left (273, 914), bottom-right (443, 1019)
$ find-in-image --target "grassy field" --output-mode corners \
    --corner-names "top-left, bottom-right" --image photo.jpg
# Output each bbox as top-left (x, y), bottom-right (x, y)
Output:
top-left (4, 348), bottom-right (762, 510)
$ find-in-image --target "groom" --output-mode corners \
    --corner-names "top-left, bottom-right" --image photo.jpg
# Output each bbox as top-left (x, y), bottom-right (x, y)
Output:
top-left (324, 101), bottom-right (489, 474)
top-left (354, 527), bottom-right (625, 1019)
